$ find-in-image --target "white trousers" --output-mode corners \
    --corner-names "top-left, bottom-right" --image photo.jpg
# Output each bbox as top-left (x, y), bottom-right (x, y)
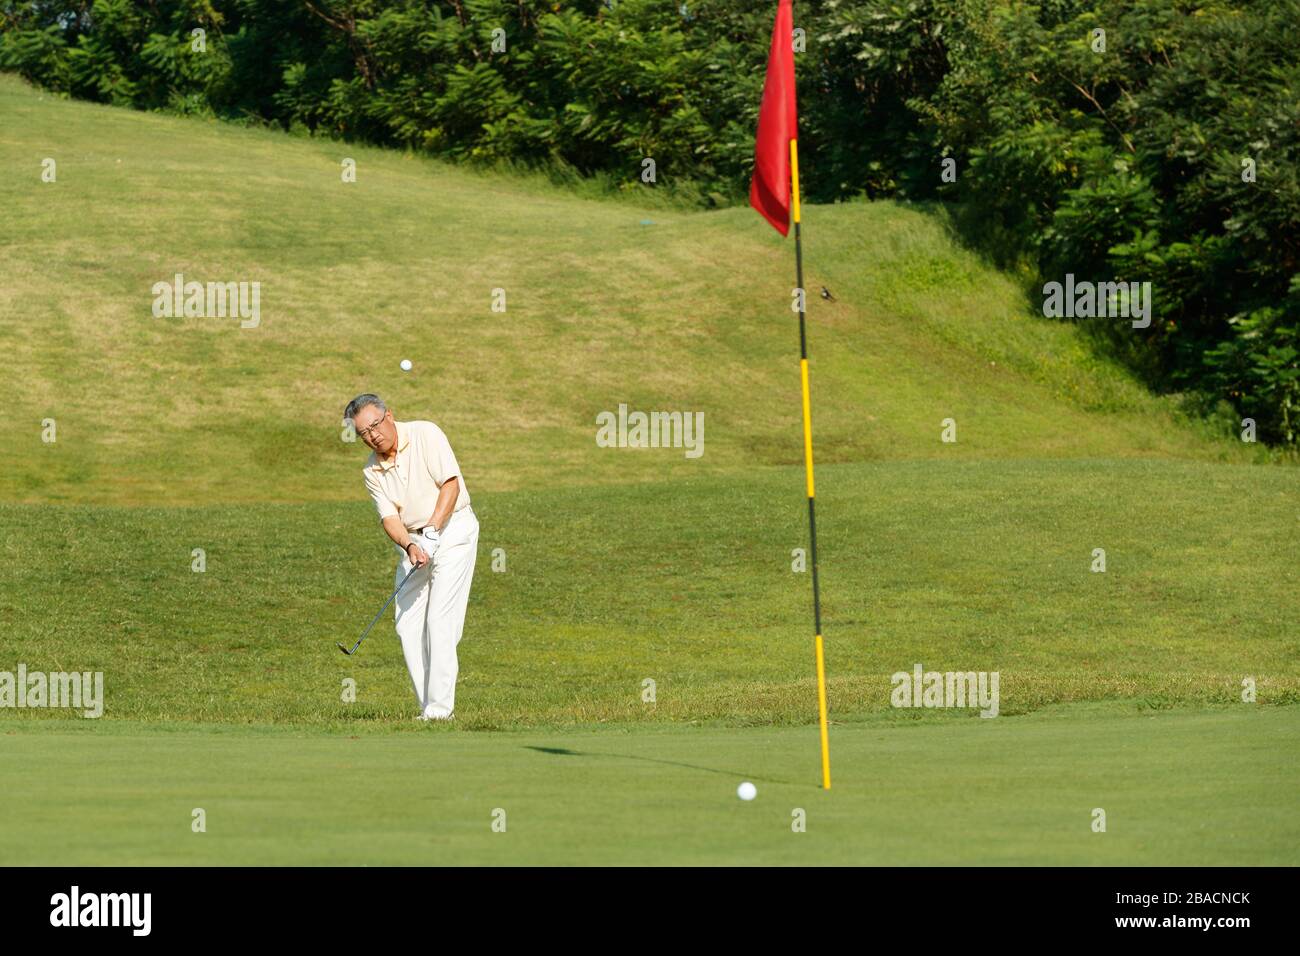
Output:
top-left (393, 506), bottom-right (479, 718)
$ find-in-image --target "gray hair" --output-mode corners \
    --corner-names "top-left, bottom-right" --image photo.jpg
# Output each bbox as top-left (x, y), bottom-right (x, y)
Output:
top-left (343, 393), bottom-right (386, 423)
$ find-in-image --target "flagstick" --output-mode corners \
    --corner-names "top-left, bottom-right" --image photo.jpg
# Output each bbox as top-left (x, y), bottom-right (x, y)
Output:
top-left (790, 138), bottom-right (831, 790)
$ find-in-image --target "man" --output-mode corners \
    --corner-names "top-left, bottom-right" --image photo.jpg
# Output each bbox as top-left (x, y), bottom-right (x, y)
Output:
top-left (343, 393), bottom-right (480, 721)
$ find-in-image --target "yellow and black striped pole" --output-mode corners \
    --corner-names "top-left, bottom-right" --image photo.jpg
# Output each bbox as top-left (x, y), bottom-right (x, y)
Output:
top-left (791, 138), bottom-right (831, 790)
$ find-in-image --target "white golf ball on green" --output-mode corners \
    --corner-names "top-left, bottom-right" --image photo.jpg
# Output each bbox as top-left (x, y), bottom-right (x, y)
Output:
top-left (400, 359), bottom-right (412, 371)
top-left (737, 781), bottom-right (757, 801)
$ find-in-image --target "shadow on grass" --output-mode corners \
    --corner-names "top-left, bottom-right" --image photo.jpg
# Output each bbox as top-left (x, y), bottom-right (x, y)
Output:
top-left (524, 745), bottom-right (797, 786)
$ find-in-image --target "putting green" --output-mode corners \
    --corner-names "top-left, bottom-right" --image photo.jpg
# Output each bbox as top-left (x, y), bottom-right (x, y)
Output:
top-left (2, 703), bottom-right (1295, 865)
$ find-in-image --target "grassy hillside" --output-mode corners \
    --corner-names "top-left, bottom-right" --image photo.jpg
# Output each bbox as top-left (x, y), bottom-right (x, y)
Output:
top-left (0, 72), bottom-right (1294, 731)
top-left (0, 74), bottom-right (1260, 508)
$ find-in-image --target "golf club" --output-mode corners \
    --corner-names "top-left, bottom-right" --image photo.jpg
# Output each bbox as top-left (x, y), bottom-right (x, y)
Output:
top-left (337, 563), bottom-right (422, 656)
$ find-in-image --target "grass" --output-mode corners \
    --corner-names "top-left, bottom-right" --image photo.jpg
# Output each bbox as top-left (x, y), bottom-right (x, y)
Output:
top-left (0, 73), bottom-right (1295, 864)
top-left (2, 703), bottom-right (1295, 865)
top-left (1, 459), bottom-right (1297, 728)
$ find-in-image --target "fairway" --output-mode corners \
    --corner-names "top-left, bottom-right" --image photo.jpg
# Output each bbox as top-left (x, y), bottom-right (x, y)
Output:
top-left (2, 458), bottom-right (1298, 729)
top-left (2, 704), bottom-right (1296, 866)
top-left (1, 71), bottom-right (1297, 868)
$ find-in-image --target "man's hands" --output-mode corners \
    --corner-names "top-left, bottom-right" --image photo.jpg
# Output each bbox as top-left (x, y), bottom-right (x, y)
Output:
top-left (405, 527), bottom-right (441, 568)
top-left (404, 540), bottom-right (430, 568)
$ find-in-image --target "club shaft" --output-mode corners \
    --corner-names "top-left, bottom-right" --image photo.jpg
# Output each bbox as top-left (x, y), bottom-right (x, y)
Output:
top-left (351, 564), bottom-right (422, 652)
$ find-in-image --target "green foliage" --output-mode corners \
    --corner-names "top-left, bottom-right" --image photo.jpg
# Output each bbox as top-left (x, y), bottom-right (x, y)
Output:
top-left (1201, 285), bottom-right (1300, 444)
top-left (921, 0), bottom-right (1299, 442)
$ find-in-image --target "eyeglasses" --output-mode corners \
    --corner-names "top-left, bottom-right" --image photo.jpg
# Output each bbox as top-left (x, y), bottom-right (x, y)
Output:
top-left (354, 417), bottom-right (387, 441)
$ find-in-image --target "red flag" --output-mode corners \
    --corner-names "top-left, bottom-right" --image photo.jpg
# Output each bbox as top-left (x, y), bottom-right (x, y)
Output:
top-left (749, 0), bottom-right (798, 236)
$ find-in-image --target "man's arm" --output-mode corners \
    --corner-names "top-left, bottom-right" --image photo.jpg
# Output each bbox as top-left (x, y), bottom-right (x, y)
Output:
top-left (382, 515), bottom-right (414, 550)
top-left (381, 515), bottom-right (429, 567)
top-left (422, 476), bottom-right (459, 533)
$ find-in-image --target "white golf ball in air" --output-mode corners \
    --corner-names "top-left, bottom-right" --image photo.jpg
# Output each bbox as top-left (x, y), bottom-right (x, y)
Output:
top-left (400, 359), bottom-right (412, 371)
top-left (737, 781), bottom-right (757, 801)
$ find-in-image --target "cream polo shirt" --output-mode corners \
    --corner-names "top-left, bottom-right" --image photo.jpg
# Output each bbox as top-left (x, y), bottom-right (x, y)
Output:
top-left (362, 420), bottom-right (471, 531)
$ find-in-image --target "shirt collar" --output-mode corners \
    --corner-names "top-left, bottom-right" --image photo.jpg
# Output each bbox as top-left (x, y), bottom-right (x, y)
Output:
top-left (374, 420), bottom-right (410, 472)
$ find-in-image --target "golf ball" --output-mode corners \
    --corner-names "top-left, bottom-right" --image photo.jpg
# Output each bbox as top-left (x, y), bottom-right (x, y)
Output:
top-left (400, 359), bottom-right (412, 371)
top-left (737, 781), bottom-right (757, 801)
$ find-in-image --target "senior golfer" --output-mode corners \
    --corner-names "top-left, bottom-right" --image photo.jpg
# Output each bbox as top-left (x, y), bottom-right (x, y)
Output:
top-left (344, 393), bottom-right (480, 721)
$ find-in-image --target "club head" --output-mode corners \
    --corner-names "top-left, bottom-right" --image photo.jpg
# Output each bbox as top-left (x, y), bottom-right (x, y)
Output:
top-left (336, 642), bottom-right (355, 656)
